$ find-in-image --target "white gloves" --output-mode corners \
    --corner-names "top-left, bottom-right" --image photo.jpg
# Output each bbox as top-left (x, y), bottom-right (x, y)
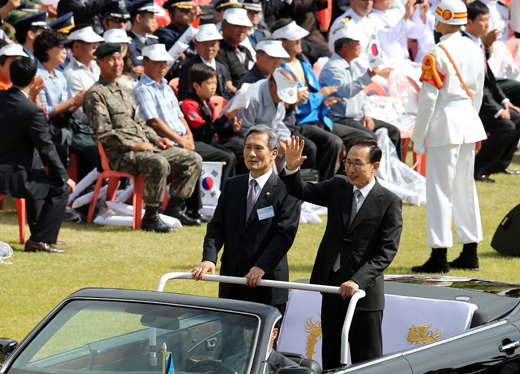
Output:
top-left (413, 142), bottom-right (426, 155)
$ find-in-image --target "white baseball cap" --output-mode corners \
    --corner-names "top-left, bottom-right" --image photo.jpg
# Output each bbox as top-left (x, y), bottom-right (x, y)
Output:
top-left (0, 44), bottom-right (28, 58)
top-left (256, 40), bottom-right (289, 58)
top-left (331, 25), bottom-right (363, 43)
top-left (68, 26), bottom-right (105, 43)
top-left (103, 29), bottom-right (131, 44)
top-left (272, 69), bottom-right (298, 104)
top-left (223, 8), bottom-right (253, 27)
top-left (272, 21), bottom-right (309, 41)
top-left (194, 24), bottom-right (223, 42)
top-left (141, 44), bottom-right (174, 61)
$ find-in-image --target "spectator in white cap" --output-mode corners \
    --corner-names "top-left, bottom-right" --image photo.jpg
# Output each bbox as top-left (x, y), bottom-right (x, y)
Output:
top-left (319, 25), bottom-right (402, 163)
top-left (238, 38), bottom-right (287, 88)
top-left (216, 8), bottom-right (255, 92)
top-left (271, 18), bottom-right (330, 66)
top-left (231, 69), bottom-right (308, 164)
top-left (104, 28), bottom-right (140, 89)
top-left (0, 43), bottom-right (29, 90)
top-left (178, 23), bottom-right (233, 101)
top-left (63, 25), bottom-right (104, 126)
top-left (133, 43), bottom-right (207, 226)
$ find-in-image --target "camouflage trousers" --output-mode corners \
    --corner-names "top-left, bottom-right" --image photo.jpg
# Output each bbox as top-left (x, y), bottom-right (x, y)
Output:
top-left (117, 147), bottom-right (202, 204)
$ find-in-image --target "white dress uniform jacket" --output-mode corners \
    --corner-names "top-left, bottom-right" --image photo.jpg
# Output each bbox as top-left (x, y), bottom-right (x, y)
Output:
top-left (481, 0), bottom-right (510, 44)
top-left (412, 32), bottom-right (487, 148)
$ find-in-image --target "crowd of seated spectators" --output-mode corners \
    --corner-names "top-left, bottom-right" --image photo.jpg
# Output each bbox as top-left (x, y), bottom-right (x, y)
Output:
top-left (1, 0), bottom-right (520, 238)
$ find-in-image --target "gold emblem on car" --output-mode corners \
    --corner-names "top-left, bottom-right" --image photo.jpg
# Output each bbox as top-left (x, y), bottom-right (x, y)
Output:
top-left (407, 323), bottom-right (442, 345)
top-left (304, 317), bottom-right (322, 359)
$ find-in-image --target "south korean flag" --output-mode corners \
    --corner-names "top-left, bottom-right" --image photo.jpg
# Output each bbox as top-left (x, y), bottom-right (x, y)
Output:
top-left (368, 33), bottom-right (386, 70)
top-left (199, 162), bottom-right (223, 207)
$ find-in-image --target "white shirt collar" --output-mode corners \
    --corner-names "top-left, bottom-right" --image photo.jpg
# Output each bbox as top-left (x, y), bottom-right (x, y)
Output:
top-left (17, 87), bottom-right (29, 98)
top-left (465, 31), bottom-right (480, 45)
top-left (200, 56), bottom-right (216, 70)
top-left (248, 168), bottom-right (273, 191)
top-left (352, 177), bottom-right (376, 198)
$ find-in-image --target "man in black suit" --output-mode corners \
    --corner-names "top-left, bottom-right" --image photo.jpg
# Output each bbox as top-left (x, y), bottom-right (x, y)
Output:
top-left (0, 58), bottom-right (75, 253)
top-left (464, 1), bottom-right (520, 184)
top-left (191, 125), bottom-right (301, 311)
top-left (281, 137), bottom-right (402, 369)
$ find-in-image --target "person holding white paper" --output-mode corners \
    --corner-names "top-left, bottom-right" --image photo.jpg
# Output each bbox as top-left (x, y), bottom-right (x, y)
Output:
top-left (154, 0), bottom-right (195, 55)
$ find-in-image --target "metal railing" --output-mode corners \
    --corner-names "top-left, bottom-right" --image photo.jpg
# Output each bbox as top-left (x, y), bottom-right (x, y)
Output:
top-left (157, 272), bottom-right (365, 365)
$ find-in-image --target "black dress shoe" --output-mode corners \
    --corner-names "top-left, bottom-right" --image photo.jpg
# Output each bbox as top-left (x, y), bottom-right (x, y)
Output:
top-left (142, 206), bottom-right (174, 233)
top-left (474, 174), bottom-right (496, 183)
top-left (449, 255), bottom-right (479, 270)
top-left (188, 211), bottom-right (210, 223)
top-left (164, 206), bottom-right (201, 226)
top-left (25, 240), bottom-right (67, 253)
top-left (500, 169), bottom-right (520, 175)
top-left (412, 256), bottom-right (449, 274)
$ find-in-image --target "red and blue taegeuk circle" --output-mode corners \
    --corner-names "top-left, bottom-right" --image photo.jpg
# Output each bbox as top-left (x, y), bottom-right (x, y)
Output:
top-left (202, 177), bottom-right (214, 190)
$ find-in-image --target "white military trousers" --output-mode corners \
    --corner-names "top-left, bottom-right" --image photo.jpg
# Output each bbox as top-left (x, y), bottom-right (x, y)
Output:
top-left (426, 143), bottom-right (483, 248)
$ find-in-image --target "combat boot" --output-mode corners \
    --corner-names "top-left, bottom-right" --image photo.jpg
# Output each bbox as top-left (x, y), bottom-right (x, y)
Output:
top-left (412, 248), bottom-right (450, 274)
top-left (449, 243), bottom-right (479, 270)
top-left (142, 206), bottom-right (174, 233)
top-left (163, 197), bottom-right (201, 226)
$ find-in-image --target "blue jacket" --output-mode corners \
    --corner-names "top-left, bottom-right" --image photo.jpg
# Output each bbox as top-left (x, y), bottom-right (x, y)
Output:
top-left (280, 54), bottom-right (333, 130)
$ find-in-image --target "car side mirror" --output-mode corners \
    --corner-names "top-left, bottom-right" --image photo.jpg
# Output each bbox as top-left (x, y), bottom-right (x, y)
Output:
top-left (0, 338), bottom-right (18, 365)
top-left (275, 367), bottom-right (316, 374)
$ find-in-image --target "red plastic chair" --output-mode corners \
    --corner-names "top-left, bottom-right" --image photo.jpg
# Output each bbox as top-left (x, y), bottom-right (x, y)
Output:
top-left (67, 153), bottom-right (79, 183)
top-left (0, 195), bottom-right (26, 244)
top-left (87, 142), bottom-right (145, 229)
top-left (363, 81), bottom-right (387, 96)
top-left (506, 38), bottom-right (520, 59)
top-left (169, 78), bottom-right (180, 98)
top-left (210, 95), bottom-right (229, 118)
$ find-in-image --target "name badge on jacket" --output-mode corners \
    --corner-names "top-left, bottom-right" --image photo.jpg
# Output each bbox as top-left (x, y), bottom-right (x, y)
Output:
top-left (257, 206), bottom-right (275, 220)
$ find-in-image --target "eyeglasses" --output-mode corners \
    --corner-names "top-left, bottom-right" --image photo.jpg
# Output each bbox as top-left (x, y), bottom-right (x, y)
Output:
top-left (343, 160), bottom-right (372, 169)
top-left (106, 17), bottom-right (126, 23)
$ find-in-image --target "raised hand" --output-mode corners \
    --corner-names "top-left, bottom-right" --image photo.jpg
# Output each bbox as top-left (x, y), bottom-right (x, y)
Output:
top-left (284, 136), bottom-right (307, 171)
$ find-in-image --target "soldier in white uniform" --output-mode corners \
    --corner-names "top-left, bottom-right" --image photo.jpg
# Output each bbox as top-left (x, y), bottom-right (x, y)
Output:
top-left (411, 0), bottom-right (486, 273)
top-left (481, 0), bottom-right (510, 44)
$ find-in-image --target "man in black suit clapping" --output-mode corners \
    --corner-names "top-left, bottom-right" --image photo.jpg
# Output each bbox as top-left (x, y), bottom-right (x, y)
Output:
top-left (191, 125), bottom-right (300, 312)
top-left (281, 137), bottom-right (403, 369)
top-left (0, 58), bottom-right (75, 253)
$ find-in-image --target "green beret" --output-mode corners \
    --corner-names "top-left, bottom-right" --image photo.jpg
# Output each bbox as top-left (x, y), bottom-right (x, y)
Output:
top-left (93, 42), bottom-right (123, 57)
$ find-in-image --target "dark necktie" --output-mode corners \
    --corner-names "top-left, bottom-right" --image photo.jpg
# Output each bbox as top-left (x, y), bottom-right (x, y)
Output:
top-left (333, 189), bottom-right (363, 272)
top-left (246, 179), bottom-right (258, 221)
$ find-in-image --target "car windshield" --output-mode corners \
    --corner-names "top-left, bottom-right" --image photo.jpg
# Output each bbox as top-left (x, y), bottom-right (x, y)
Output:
top-left (8, 300), bottom-right (259, 374)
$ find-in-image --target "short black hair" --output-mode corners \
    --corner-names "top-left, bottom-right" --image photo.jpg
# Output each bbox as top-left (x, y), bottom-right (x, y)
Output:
top-left (189, 63), bottom-right (217, 91)
top-left (467, 1), bottom-right (489, 22)
top-left (347, 138), bottom-right (382, 163)
top-left (16, 26), bottom-right (43, 45)
top-left (34, 29), bottom-right (66, 63)
top-left (270, 17), bottom-right (292, 34)
top-left (131, 11), bottom-right (150, 24)
top-left (10, 57), bottom-right (37, 87)
top-left (334, 37), bottom-right (352, 53)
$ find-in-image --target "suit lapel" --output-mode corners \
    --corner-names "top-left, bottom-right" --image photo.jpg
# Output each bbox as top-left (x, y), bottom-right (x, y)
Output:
top-left (243, 172), bottom-right (277, 231)
top-left (346, 180), bottom-right (383, 235)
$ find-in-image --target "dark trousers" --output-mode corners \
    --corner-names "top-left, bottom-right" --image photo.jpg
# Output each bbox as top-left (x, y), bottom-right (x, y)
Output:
top-left (218, 138), bottom-right (249, 175)
top-left (194, 140), bottom-right (236, 185)
top-left (53, 134), bottom-right (100, 178)
top-left (321, 271), bottom-right (383, 370)
top-left (287, 124), bottom-right (343, 181)
top-left (301, 39), bottom-right (331, 66)
top-left (336, 118), bottom-right (402, 160)
top-left (497, 79), bottom-right (520, 108)
top-left (26, 180), bottom-right (70, 244)
top-left (476, 109), bottom-right (520, 175)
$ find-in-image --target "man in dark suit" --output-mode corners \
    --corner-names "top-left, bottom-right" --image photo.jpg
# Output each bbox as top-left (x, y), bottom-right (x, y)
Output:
top-left (191, 125), bottom-right (301, 311)
top-left (464, 1), bottom-right (520, 184)
top-left (0, 58), bottom-right (75, 253)
top-left (281, 137), bottom-right (403, 369)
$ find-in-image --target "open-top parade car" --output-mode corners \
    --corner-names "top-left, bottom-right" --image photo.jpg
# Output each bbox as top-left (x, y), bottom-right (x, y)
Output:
top-left (3, 273), bottom-right (520, 374)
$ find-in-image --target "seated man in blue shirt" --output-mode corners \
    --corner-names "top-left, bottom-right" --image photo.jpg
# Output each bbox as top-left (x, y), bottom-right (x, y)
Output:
top-left (320, 25), bottom-right (403, 162)
top-left (133, 44), bottom-right (207, 225)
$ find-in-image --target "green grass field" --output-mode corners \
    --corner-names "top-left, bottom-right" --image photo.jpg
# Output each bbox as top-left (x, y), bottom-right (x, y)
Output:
top-left (1, 151), bottom-right (519, 343)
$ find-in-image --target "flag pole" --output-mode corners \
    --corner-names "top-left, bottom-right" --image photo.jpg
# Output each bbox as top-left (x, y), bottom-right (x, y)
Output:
top-left (162, 343), bottom-right (168, 374)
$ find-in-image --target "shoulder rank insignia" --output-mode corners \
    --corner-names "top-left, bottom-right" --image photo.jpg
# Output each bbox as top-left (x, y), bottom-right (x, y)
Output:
top-left (420, 54), bottom-right (444, 89)
top-left (341, 16), bottom-right (351, 25)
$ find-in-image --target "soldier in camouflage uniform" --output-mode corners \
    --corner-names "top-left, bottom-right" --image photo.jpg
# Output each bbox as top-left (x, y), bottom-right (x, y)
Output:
top-left (83, 43), bottom-right (203, 233)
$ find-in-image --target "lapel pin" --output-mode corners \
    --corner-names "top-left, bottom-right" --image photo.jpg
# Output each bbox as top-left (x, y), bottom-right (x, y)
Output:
top-left (266, 192), bottom-right (271, 196)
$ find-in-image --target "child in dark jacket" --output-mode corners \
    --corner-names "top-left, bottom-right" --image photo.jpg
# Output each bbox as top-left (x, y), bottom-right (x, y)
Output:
top-left (181, 63), bottom-right (243, 182)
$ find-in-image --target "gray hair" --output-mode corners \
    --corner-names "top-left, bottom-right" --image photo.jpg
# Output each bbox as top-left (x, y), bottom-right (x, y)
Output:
top-left (243, 125), bottom-right (280, 151)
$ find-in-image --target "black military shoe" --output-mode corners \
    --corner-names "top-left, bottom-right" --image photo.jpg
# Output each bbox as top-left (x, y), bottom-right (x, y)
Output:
top-left (449, 255), bottom-right (479, 270)
top-left (188, 210), bottom-right (210, 223)
top-left (142, 206), bottom-right (174, 233)
top-left (164, 206), bottom-right (202, 226)
top-left (412, 257), bottom-right (450, 274)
